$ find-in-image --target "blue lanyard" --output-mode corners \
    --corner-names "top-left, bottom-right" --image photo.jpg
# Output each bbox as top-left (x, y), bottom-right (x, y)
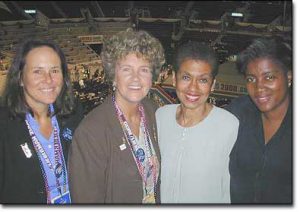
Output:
top-left (25, 106), bottom-right (68, 204)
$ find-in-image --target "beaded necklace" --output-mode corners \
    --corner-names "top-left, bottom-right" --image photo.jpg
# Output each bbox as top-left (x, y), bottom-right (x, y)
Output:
top-left (112, 95), bottom-right (158, 203)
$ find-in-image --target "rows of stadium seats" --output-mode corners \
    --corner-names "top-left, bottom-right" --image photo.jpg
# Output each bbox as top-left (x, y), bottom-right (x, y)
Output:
top-left (0, 22), bottom-right (101, 67)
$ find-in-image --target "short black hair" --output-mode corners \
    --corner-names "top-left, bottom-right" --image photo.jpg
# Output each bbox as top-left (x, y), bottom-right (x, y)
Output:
top-left (4, 38), bottom-right (75, 118)
top-left (174, 41), bottom-right (219, 78)
top-left (236, 37), bottom-right (292, 75)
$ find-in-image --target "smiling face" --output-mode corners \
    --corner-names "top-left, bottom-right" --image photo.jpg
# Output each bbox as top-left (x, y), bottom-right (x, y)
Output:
top-left (245, 57), bottom-right (291, 114)
top-left (114, 53), bottom-right (153, 107)
top-left (175, 59), bottom-right (215, 111)
top-left (21, 46), bottom-right (64, 110)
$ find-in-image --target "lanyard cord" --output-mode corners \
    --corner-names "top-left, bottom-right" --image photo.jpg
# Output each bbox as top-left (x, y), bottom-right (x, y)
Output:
top-left (112, 96), bottom-right (158, 191)
top-left (25, 117), bottom-right (67, 203)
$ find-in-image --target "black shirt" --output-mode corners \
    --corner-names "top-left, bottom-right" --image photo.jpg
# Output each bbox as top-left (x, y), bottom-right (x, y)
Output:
top-left (225, 95), bottom-right (292, 204)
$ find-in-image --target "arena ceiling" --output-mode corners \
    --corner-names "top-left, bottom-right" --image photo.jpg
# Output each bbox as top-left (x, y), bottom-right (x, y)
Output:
top-left (0, 1), bottom-right (293, 63)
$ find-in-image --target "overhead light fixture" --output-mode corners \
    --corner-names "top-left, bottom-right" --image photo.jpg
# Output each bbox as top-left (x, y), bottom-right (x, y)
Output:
top-left (24, 9), bottom-right (36, 14)
top-left (231, 12), bottom-right (243, 17)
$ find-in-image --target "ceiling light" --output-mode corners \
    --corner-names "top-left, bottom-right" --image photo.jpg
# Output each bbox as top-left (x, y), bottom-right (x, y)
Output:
top-left (24, 9), bottom-right (36, 14)
top-left (231, 12), bottom-right (243, 17)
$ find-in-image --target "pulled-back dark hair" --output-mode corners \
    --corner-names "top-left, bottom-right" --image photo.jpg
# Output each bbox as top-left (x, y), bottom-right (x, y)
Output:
top-left (174, 41), bottom-right (219, 78)
top-left (236, 37), bottom-right (292, 75)
top-left (4, 38), bottom-right (75, 118)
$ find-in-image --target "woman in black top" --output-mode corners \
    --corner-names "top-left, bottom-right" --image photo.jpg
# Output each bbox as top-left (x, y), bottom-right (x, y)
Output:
top-left (0, 38), bottom-right (84, 204)
top-left (226, 37), bottom-right (292, 204)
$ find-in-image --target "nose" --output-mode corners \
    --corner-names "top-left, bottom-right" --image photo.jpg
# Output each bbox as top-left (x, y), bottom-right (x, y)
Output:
top-left (188, 79), bottom-right (198, 91)
top-left (131, 70), bottom-right (140, 81)
top-left (43, 71), bottom-right (53, 83)
top-left (255, 78), bottom-right (265, 91)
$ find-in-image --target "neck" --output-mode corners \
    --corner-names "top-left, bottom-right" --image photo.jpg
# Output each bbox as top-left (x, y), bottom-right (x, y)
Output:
top-left (29, 104), bottom-right (53, 139)
top-left (30, 105), bottom-right (50, 123)
top-left (177, 103), bottom-right (212, 127)
top-left (115, 96), bottom-right (140, 120)
top-left (115, 95), bottom-right (141, 137)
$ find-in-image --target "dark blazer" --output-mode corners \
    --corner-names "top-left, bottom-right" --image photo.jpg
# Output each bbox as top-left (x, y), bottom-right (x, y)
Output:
top-left (0, 104), bottom-right (84, 204)
top-left (68, 95), bottom-right (160, 204)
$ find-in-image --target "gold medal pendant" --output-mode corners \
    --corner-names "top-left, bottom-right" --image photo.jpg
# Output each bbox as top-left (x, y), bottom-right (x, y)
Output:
top-left (143, 193), bottom-right (155, 204)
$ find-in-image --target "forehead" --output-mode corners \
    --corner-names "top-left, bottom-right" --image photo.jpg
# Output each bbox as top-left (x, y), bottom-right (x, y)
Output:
top-left (118, 52), bottom-right (150, 65)
top-left (178, 59), bottom-right (212, 75)
top-left (25, 46), bottom-right (60, 63)
top-left (246, 57), bottom-right (285, 75)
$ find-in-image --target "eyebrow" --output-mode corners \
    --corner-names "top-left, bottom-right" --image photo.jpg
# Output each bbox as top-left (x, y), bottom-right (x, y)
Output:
top-left (31, 65), bottom-right (60, 69)
top-left (119, 65), bottom-right (151, 68)
top-left (181, 71), bottom-right (211, 77)
top-left (246, 70), bottom-right (279, 76)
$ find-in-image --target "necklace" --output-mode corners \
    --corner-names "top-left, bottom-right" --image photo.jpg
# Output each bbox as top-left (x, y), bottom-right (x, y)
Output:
top-left (112, 95), bottom-right (159, 203)
top-left (177, 103), bottom-right (212, 127)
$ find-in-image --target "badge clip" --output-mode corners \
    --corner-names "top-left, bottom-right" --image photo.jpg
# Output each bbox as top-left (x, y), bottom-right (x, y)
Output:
top-left (20, 142), bottom-right (32, 158)
top-left (119, 144), bottom-right (126, 151)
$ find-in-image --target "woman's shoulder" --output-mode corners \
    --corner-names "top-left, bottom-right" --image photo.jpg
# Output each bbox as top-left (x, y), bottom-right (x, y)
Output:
top-left (224, 95), bottom-right (256, 120)
top-left (0, 107), bottom-right (25, 134)
top-left (155, 104), bottom-right (178, 122)
top-left (77, 96), bottom-right (113, 129)
top-left (156, 104), bottom-right (177, 114)
top-left (142, 97), bottom-right (159, 112)
top-left (0, 106), bottom-right (16, 123)
top-left (212, 106), bottom-right (239, 126)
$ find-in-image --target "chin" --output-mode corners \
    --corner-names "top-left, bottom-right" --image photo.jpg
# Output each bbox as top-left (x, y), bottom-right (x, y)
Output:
top-left (181, 102), bottom-right (201, 110)
top-left (41, 98), bottom-right (57, 105)
top-left (127, 96), bottom-right (146, 103)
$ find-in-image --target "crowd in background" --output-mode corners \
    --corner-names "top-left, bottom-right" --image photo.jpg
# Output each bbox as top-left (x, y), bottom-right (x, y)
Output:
top-left (0, 27), bottom-right (292, 205)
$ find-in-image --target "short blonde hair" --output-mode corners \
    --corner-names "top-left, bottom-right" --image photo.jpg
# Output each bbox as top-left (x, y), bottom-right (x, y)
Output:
top-left (101, 28), bottom-right (165, 81)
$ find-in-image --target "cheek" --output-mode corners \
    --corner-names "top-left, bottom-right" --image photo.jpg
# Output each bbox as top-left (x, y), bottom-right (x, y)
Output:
top-left (143, 77), bottom-right (153, 88)
top-left (246, 83), bottom-right (255, 93)
top-left (205, 86), bottom-right (212, 93)
top-left (175, 80), bottom-right (187, 90)
top-left (114, 72), bottom-right (127, 84)
top-left (57, 76), bottom-right (64, 86)
top-left (22, 76), bottom-right (37, 88)
top-left (201, 86), bottom-right (213, 96)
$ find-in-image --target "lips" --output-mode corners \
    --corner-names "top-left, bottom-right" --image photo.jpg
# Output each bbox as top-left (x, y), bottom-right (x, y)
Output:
top-left (128, 85), bottom-right (142, 90)
top-left (40, 88), bottom-right (55, 93)
top-left (254, 95), bottom-right (271, 104)
top-left (185, 93), bottom-right (200, 102)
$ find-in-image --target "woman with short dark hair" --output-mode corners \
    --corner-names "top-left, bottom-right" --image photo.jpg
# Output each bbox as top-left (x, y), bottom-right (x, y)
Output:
top-left (226, 37), bottom-right (292, 203)
top-left (156, 41), bottom-right (239, 203)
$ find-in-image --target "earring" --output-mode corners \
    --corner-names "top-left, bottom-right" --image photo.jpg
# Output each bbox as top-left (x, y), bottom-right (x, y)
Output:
top-left (288, 81), bottom-right (292, 87)
top-left (112, 82), bottom-right (116, 91)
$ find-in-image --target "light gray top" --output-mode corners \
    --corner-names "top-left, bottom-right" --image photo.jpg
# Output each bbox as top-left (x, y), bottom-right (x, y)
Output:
top-left (156, 104), bottom-right (239, 203)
